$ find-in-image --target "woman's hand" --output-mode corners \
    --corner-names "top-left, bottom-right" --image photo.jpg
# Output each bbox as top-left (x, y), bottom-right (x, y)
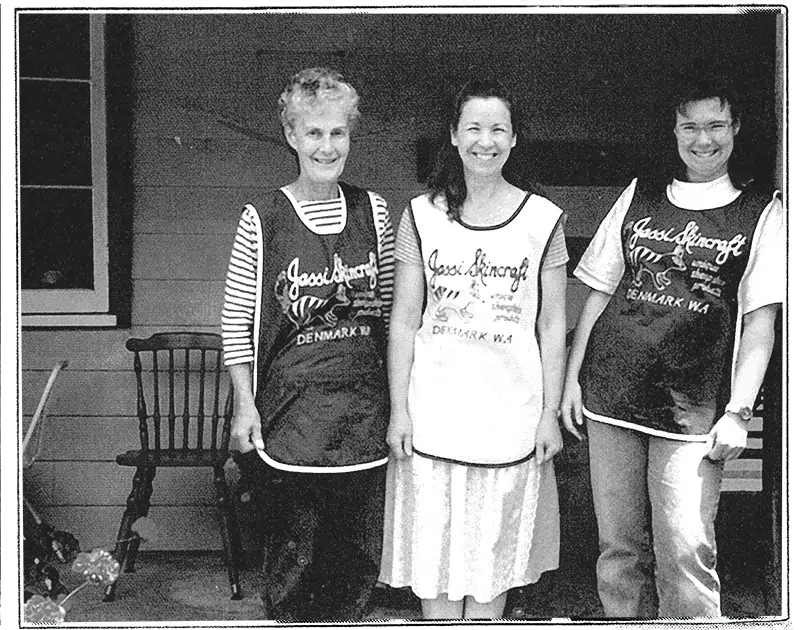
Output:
top-left (706, 413), bottom-right (748, 462)
top-left (535, 408), bottom-right (563, 464)
top-left (560, 379), bottom-right (585, 441)
top-left (386, 410), bottom-right (413, 460)
top-left (231, 400), bottom-right (264, 453)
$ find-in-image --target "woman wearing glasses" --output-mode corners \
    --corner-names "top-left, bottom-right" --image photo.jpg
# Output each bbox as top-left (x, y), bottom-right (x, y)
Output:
top-left (560, 72), bottom-right (784, 618)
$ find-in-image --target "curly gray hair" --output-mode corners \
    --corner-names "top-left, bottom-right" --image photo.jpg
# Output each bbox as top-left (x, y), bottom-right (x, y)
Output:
top-left (278, 67), bottom-right (360, 130)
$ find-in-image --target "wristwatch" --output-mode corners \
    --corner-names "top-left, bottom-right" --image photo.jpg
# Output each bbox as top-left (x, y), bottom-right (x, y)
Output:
top-left (724, 403), bottom-right (753, 422)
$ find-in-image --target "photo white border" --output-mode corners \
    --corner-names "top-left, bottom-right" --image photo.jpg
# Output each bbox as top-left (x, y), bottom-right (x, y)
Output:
top-left (14, 0), bottom-right (794, 630)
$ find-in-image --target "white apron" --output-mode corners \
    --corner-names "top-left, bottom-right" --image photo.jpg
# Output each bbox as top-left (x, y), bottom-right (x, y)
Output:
top-left (407, 192), bottom-right (563, 466)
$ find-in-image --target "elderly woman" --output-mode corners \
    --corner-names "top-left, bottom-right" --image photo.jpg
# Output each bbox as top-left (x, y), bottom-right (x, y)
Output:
top-left (221, 67), bottom-right (394, 621)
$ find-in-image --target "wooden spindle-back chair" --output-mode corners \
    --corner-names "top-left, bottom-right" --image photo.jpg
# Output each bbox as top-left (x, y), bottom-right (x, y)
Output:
top-left (104, 332), bottom-right (243, 601)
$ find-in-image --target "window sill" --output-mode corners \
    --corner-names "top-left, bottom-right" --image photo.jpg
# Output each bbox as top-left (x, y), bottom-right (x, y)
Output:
top-left (22, 313), bottom-right (118, 328)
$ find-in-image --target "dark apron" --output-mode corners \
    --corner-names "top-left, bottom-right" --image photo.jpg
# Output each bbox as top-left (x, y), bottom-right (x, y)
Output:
top-left (235, 451), bottom-right (385, 621)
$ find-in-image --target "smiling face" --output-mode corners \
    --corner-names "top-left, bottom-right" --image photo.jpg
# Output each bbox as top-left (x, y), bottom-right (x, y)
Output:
top-left (674, 97), bottom-right (739, 183)
top-left (450, 96), bottom-right (517, 178)
top-left (285, 102), bottom-right (351, 188)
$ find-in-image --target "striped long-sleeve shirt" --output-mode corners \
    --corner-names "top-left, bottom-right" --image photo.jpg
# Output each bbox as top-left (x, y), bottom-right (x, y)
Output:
top-left (221, 191), bottom-right (395, 366)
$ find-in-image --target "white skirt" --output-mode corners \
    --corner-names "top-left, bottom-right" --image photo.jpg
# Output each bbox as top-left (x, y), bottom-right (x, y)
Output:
top-left (379, 453), bottom-right (559, 603)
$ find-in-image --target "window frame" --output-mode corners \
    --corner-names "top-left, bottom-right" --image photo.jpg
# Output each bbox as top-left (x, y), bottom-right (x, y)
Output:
top-left (20, 14), bottom-right (115, 327)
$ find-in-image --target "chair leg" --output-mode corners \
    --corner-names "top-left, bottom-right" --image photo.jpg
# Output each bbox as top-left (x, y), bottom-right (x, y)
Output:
top-left (213, 465), bottom-right (243, 600)
top-left (230, 498), bottom-right (245, 569)
top-left (125, 466), bottom-right (157, 574)
top-left (104, 466), bottom-right (148, 602)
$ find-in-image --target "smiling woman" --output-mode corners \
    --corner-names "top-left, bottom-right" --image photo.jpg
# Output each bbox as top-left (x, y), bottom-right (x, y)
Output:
top-left (380, 79), bottom-right (569, 620)
top-left (450, 96), bottom-right (517, 179)
top-left (219, 67), bottom-right (396, 621)
top-left (561, 70), bottom-right (785, 619)
top-left (674, 98), bottom-right (740, 183)
top-left (279, 69), bottom-right (359, 200)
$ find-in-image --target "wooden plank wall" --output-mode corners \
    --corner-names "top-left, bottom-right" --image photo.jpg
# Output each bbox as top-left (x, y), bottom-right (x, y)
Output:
top-left (21, 13), bottom-right (765, 551)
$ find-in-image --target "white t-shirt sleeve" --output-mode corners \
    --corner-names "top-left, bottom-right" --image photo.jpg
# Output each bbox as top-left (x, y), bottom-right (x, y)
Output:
top-left (573, 179), bottom-right (637, 295)
top-left (739, 193), bottom-right (785, 314)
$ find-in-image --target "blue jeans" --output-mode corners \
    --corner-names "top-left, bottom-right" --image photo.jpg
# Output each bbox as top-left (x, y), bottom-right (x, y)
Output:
top-left (587, 419), bottom-right (724, 618)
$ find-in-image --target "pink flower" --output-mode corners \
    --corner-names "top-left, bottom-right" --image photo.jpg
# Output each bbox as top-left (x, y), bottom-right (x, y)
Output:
top-left (24, 594), bottom-right (66, 623)
top-left (72, 549), bottom-right (120, 585)
top-left (131, 516), bottom-right (159, 543)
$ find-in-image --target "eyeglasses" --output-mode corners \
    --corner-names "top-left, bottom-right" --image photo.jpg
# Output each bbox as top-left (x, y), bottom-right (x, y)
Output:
top-left (674, 121), bottom-right (735, 140)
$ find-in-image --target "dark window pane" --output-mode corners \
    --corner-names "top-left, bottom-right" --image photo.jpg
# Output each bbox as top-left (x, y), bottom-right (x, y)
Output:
top-left (19, 14), bottom-right (90, 79)
top-left (21, 188), bottom-right (94, 290)
top-left (20, 80), bottom-right (93, 186)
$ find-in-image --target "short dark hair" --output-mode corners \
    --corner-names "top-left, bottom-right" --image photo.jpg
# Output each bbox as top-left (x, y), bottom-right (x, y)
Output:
top-left (639, 69), bottom-right (757, 195)
top-left (278, 67), bottom-right (360, 131)
top-left (671, 71), bottom-right (741, 126)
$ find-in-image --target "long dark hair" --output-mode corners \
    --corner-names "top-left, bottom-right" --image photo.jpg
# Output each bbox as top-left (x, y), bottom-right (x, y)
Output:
top-left (426, 79), bottom-right (545, 220)
top-left (637, 69), bottom-right (758, 199)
